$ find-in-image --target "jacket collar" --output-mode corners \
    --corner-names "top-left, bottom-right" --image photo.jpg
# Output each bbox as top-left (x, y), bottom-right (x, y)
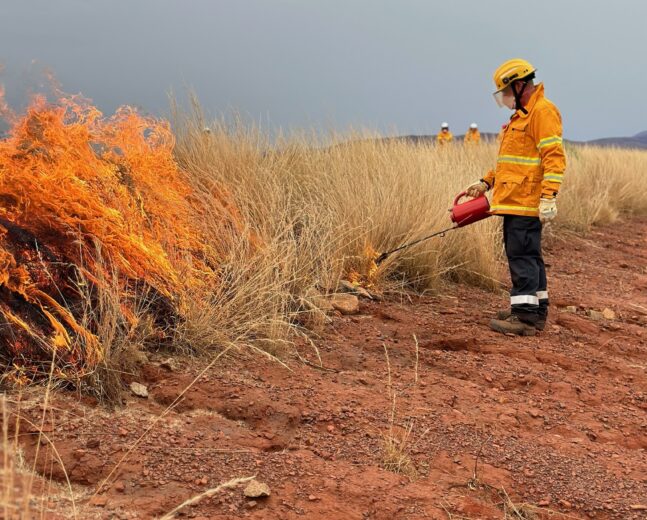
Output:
top-left (513, 82), bottom-right (544, 119)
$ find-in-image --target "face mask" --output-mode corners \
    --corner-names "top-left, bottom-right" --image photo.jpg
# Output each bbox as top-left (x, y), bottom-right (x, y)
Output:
top-left (493, 87), bottom-right (516, 110)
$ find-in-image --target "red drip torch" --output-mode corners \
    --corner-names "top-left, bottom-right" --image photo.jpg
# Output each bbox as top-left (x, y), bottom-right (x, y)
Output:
top-left (375, 192), bottom-right (491, 265)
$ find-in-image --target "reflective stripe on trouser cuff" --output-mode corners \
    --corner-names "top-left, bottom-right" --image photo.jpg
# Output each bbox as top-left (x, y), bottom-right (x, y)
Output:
top-left (536, 291), bottom-right (548, 300)
top-left (510, 295), bottom-right (539, 306)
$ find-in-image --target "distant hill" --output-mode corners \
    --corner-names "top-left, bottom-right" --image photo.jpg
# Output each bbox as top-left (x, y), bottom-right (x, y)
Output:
top-left (383, 131), bottom-right (647, 150)
top-left (584, 130), bottom-right (647, 150)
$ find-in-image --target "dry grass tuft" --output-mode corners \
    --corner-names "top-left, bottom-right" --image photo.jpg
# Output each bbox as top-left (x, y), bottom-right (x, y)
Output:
top-left (381, 414), bottom-right (416, 477)
top-left (379, 344), bottom-right (418, 477)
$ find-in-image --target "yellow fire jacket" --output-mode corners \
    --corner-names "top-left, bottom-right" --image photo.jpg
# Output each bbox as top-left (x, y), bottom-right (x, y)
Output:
top-left (437, 131), bottom-right (453, 144)
top-left (464, 129), bottom-right (481, 144)
top-left (482, 83), bottom-right (566, 217)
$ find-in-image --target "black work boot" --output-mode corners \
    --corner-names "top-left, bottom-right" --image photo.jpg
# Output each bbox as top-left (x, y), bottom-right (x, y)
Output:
top-left (489, 315), bottom-right (537, 336)
top-left (496, 310), bottom-right (546, 331)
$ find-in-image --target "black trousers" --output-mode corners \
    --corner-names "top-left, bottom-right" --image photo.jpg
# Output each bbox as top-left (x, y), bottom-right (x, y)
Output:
top-left (503, 215), bottom-right (548, 324)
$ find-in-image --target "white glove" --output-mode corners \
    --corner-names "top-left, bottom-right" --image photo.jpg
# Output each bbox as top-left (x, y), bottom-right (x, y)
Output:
top-left (539, 198), bottom-right (557, 222)
top-left (466, 181), bottom-right (488, 198)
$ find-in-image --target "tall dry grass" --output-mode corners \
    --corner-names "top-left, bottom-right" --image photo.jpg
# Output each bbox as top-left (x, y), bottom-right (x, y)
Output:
top-left (558, 144), bottom-right (647, 231)
top-left (170, 102), bottom-right (503, 363)
top-left (172, 100), bottom-right (503, 296)
top-left (171, 100), bottom-right (647, 360)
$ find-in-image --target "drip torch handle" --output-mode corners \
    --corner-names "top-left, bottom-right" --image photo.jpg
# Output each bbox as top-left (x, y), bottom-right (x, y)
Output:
top-left (454, 190), bottom-right (485, 206)
top-left (453, 191), bottom-right (468, 207)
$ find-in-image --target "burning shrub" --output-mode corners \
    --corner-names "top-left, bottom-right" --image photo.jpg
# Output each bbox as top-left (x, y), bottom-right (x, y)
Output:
top-left (0, 90), bottom-right (245, 386)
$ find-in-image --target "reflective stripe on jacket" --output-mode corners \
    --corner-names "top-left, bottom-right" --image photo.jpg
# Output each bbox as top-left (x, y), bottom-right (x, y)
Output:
top-left (483, 83), bottom-right (566, 217)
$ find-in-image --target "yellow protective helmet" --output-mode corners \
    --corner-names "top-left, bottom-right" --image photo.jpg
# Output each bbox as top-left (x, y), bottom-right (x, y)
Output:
top-left (493, 58), bottom-right (536, 93)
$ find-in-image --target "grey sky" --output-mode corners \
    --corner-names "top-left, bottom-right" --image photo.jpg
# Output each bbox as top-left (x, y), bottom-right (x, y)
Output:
top-left (0, 1), bottom-right (645, 141)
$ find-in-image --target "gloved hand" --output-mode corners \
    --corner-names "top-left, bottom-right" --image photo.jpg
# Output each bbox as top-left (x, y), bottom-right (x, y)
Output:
top-left (539, 197), bottom-right (557, 222)
top-left (466, 180), bottom-right (489, 198)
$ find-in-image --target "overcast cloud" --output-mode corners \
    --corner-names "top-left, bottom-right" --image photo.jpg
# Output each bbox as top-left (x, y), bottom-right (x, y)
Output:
top-left (0, 0), bottom-right (645, 140)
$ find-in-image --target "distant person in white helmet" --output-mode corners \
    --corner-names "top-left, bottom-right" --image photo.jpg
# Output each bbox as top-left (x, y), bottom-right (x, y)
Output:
top-left (464, 123), bottom-right (480, 144)
top-left (437, 122), bottom-right (453, 145)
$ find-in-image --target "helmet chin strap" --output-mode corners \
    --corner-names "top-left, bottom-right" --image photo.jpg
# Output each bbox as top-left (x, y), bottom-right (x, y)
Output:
top-left (512, 81), bottom-right (529, 115)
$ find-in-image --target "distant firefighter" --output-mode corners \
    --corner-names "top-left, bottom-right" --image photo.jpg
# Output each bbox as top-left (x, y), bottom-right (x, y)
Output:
top-left (464, 122), bottom-right (481, 144)
top-left (436, 122), bottom-right (453, 145)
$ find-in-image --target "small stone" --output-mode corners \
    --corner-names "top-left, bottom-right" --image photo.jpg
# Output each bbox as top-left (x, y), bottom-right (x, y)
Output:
top-left (307, 288), bottom-right (335, 313)
top-left (308, 494), bottom-right (318, 501)
top-left (130, 382), bottom-right (149, 398)
top-left (329, 293), bottom-right (360, 315)
top-left (118, 428), bottom-right (129, 437)
top-left (559, 499), bottom-right (572, 509)
top-left (538, 498), bottom-right (551, 507)
top-left (114, 481), bottom-right (125, 492)
top-left (326, 424), bottom-right (335, 433)
top-left (338, 280), bottom-right (357, 293)
top-left (243, 480), bottom-right (271, 498)
top-left (89, 496), bottom-right (108, 507)
top-left (160, 358), bottom-right (179, 371)
top-left (338, 280), bottom-right (373, 299)
top-left (73, 449), bottom-right (86, 460)
top-left (355, 286), bottom-right (372, 299)
top-left (529, 408), bottom-right (542, 418)
top-left (246, 500), bottom-right (258, 509)
top-left (565, 306), bottom-right (577, 313)
top-left (601, 308), bottom-right (616, 320)
top-left (587, 310), bottom-right (604, 321)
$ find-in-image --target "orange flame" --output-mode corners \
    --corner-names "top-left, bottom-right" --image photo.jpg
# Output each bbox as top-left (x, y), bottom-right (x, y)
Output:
top-left (347, 243), bottom-right (380, 288)
top-left (0, 77), bottom-right (245, 380)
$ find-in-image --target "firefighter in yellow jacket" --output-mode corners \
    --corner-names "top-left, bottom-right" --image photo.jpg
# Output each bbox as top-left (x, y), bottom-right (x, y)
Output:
top-left (437, 122), bottom-right (453, 145)
top-left (464, 123), bottom-right (480, 144)
top-left (466, 58), bottom-right (565, 336)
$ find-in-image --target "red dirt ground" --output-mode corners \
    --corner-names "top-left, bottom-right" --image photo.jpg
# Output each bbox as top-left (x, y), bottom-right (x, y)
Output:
top-left (8, 217), bottom-right (647, 519)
